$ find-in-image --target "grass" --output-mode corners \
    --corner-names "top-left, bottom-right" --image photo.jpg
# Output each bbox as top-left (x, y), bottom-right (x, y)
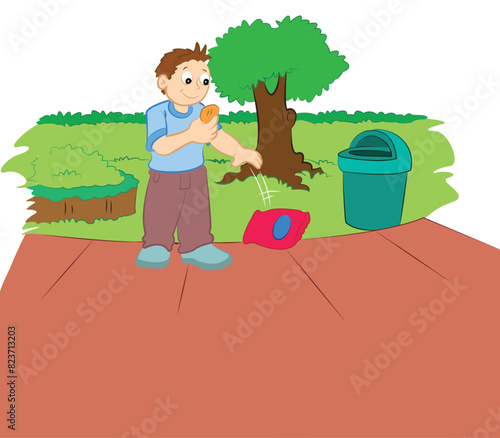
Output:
top-left (2, 117), bottom-right (458, 242)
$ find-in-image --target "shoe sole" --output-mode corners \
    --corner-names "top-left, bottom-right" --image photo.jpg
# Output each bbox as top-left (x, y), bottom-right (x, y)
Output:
top-left (181, 255), bottom-right (232, 271)
top-left (135, 258), bottom-right (170, 269)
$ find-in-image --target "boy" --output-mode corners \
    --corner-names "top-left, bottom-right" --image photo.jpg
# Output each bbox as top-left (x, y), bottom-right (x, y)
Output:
top-left (136, 43), bottom-right (262, 270)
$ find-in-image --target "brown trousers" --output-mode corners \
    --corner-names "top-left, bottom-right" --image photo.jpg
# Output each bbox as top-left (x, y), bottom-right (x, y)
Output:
top-left (142, 166), bottom-right (214, 253)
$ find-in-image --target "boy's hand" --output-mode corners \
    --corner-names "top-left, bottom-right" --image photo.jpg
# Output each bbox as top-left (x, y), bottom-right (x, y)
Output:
top-left (188, 116), bottom-right (219, 144)
top-left (232, 148), bottom-right (263, 169)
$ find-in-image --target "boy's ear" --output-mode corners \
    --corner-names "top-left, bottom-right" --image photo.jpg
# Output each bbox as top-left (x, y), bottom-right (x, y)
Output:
top-left (157, 74), bottom-right (169, 91)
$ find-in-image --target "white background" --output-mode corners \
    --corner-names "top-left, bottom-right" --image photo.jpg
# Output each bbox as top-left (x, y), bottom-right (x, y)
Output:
top-left (1, 0), bottom-right (499, 288)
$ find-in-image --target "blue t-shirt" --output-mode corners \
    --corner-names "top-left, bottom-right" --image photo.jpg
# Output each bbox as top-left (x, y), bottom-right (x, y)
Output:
top-left (145, 100), bottom-right (222, 173)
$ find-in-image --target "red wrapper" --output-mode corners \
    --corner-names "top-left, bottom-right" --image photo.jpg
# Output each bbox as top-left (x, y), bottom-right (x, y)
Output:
top-left (243, 209), bottom-right (310, 250)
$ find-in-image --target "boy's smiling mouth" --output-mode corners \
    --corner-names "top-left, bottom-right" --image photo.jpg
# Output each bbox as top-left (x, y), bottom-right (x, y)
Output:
top-left (181, 90), bottom-right (199, 99)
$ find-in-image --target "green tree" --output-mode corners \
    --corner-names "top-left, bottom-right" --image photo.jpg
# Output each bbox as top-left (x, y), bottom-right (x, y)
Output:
top-left (209, 16), bottom-right (349, 190)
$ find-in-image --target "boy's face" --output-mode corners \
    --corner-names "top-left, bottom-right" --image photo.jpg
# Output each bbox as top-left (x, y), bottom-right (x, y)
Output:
top-left (158, 60), bottom-right (211, 106)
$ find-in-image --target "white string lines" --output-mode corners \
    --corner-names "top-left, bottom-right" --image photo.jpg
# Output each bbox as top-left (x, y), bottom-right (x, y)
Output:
top-left (249, 167), bottom-right (280, 208)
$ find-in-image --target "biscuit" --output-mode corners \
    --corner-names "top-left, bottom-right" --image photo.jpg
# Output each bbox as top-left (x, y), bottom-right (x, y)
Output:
top-left (200, 104), bottom-right (219, 123)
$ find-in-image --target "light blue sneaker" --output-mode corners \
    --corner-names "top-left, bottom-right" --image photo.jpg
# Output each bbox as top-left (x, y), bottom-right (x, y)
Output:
top-left (181, 244), bottom-right (232, 271)
top-left (135, 245), bottom-right (170, 269)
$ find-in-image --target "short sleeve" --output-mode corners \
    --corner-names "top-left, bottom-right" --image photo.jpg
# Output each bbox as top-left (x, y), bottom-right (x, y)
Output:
top-left (199, 102), bottom-right (223, 131)
top-left (145, 106), bottom-right (167, 152)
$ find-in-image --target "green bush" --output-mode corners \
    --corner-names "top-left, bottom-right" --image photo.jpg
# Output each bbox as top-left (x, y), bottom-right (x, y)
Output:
top-left (220, 110), bottom-right (427, 124)
top-left (29, 172), bottom-right (138, 202)
top-left (219, 111), bottom-right (257, 124)
top-left (28, 145), bottom-right (124, 188)
top-left (298, 110), bottom-right (427, 124)
top-left (37, 111), bottom-right (146, 126)
top-left (37, 110), bottom-right (427, 126)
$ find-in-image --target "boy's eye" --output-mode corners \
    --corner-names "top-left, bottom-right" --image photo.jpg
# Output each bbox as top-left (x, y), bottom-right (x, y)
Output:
top-left (182, 72), bottom-right (193, 84)
top-left (200, 73), bottom-right (210, 86)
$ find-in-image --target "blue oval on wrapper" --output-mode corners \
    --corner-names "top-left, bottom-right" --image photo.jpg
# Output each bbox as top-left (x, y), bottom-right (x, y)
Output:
top-left (272, 215), bottom-right (292, 240)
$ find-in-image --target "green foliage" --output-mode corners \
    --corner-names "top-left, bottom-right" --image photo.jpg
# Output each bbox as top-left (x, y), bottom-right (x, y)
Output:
top-left (220, 110), bottom-right (427, 125)
top-left (28, 172), bottom-right (139, 202)
top-left (37, 111), bottom-right (145, 126)
top-left (28, 145), bottom-right (124, 188)
top-left (219, 111), bottom-right (257, 124)
top-left (300, 110), bottom-right (427, 123)
top-left (32, 110), bottom-right (426, 128)
top-left (208, 16), bottom-right (349, 104)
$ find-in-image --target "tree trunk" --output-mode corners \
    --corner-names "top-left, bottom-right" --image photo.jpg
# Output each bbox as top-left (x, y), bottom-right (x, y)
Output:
top-left (218, 74), bottom-right (323, 190)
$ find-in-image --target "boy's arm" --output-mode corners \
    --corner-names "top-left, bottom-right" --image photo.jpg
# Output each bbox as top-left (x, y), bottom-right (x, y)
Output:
top-left (151, 130), bottom-right (194, 156)
top-left (210, 130), bottom-right (263, 169)
top-left (152, 117), bottom-right (219, 156)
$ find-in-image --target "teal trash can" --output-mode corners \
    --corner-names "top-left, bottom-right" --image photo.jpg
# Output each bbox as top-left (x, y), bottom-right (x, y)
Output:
top-left (338, 129), bottom-right (412, 230)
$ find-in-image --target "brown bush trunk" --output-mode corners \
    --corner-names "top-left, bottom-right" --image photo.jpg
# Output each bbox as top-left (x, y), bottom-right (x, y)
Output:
top-left (27, 189), bottom-right (137, 224)
top-left (219, 74), bottom-right (322, 191)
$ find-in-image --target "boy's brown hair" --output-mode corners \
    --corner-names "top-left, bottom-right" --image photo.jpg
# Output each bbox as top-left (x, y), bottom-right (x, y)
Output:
top-left (155, 42), bottom-right (211, 80)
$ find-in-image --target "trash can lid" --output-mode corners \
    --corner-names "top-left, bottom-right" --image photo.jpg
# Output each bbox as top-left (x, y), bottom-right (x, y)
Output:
top-left (338, 129), bottom-right (412, 175)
